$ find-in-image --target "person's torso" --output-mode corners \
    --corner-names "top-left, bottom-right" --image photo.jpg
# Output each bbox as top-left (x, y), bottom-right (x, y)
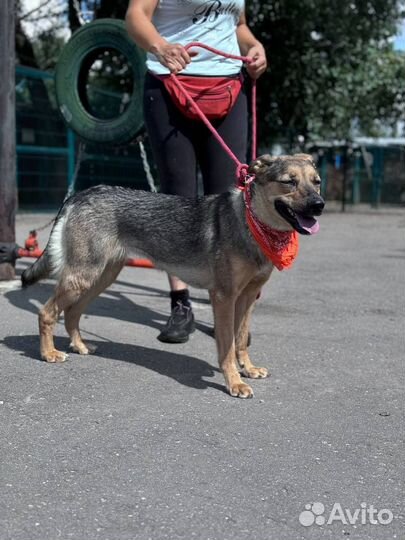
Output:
top-left (146, 0), bottom-right (245, 75)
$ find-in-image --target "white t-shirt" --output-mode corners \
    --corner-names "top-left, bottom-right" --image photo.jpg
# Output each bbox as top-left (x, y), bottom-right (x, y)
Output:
top-left (146, 0), bottom-right (245, 76)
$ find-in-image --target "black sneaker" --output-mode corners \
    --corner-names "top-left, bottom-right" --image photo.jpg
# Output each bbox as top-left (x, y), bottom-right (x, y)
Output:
top-left (157, 303), bottom-right (195, 343)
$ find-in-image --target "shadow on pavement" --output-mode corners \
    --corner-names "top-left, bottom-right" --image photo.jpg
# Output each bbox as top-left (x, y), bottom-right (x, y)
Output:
top-left (2, 334), bottom-right (225, 393)
top-left (6, 282), bottom-right (173, 333)
top-left (5, 280), bottom-right (215, 338)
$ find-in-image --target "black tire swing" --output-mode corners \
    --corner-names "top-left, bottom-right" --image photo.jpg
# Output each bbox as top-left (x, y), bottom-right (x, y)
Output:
top-left (55, 19), bottom-right (146, 145)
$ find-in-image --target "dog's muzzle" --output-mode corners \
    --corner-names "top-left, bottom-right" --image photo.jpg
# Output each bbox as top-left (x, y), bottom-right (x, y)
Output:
top-left (274, 195), bottom-right (325, 235)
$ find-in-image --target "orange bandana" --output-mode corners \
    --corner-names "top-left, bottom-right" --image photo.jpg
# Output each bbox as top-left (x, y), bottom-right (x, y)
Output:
top-left (245, 210), bottom-right (299, 270)
top-left (243, 182), bottom-right (299, 271)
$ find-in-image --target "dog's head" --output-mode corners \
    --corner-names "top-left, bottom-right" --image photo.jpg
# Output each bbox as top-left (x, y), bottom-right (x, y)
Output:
top-left (248, 153), bottom-right (325, 235)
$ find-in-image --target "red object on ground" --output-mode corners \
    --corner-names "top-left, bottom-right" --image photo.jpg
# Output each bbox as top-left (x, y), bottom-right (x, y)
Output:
top-left (25, 231), bottom-right (39, 251)
top-left (17, 247), bottom-right (155, 269)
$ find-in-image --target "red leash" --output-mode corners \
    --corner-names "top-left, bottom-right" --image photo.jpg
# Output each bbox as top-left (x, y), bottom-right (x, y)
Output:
top-left (170, 42), bottom-right (257, 183)
top-left (171, 43), bottom-right (299, 271)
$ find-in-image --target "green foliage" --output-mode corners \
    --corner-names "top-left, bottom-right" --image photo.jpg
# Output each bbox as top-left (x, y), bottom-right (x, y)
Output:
top-left (247, 0), bottom-right (405, 144)
top-left (32, 31), bottom-right (67, 71)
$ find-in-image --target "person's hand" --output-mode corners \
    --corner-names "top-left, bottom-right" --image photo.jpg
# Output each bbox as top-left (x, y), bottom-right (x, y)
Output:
top-left (151, 41), bottom-right (198, 74)
top-left (245, 43), bottom-right (267, 79)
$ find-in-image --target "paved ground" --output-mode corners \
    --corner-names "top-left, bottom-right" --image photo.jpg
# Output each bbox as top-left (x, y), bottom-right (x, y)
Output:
top-left (0, 209), bottom-right (404, 540)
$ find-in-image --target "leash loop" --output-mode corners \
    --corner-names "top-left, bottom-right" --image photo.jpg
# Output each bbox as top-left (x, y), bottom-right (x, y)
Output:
top-left (236, 164), bottom-right (252, 190)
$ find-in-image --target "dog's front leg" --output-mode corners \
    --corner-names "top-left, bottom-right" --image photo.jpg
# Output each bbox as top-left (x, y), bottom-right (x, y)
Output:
top-left (235, 283), bottom-right (269, 380)
top-left (210, 290), bottom-right (254, 399)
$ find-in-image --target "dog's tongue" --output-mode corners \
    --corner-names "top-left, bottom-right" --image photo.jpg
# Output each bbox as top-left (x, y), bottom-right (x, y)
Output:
top-left (296, 215), bottom-right (320, 235)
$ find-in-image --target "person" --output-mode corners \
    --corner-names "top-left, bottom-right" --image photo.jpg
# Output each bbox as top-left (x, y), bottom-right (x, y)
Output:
top-left (125, 0), bottom-right (267, 343)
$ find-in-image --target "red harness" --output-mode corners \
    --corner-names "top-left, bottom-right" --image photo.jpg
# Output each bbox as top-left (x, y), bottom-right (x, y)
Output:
top-left (171, 42), bottom-right (299, 270)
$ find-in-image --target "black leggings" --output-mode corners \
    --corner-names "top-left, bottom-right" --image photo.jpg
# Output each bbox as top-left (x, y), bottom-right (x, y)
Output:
top-left (143, 72), bottom-right (248, 197)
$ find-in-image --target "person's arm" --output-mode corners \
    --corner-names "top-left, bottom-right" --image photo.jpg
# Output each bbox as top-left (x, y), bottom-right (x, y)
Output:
top-left (125, 0), bottom-right (195, 73)
top-left (236, 12), bottom-right (267, 79)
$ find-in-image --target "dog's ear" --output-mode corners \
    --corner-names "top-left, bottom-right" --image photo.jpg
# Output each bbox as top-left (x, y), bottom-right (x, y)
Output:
top-left (248, 154), bottom-right (278, 175)
top-left (293, 153), bottom-right (317, 168)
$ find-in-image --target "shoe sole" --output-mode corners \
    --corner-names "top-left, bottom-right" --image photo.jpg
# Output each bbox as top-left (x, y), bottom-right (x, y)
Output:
top-left (157, 326), bottom-right (196, 344)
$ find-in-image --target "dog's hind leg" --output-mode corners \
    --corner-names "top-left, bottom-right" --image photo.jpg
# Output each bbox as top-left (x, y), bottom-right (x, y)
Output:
top-left (64, 299), bottom-right (95, 355)
top-left (210, 290), bottom-right (254, 399)
top-left (39, 295), bottom-right (65, 363)
top-left (64, 261), bottom-right (124, 355)
top-left (39, 281), bottom-right (92, 362)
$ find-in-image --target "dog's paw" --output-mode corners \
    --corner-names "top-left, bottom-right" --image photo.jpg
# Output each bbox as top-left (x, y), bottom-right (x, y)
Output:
top-left (42, 349), bottom-right (68, 363)
top-left (229, 382), bottom-right (254, 399)
top-left (69, 342), bottom-right (97, 355)
top-left (242, 366), bottom-right (269, 379)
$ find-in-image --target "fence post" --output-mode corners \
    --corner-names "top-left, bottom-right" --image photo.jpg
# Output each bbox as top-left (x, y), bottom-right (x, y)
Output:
top-left (0, 0), bottom-right (17, 280)
top-left (372, 147), bottom-right (383, 208)
top-left (377, 147), bottom-right (383, 207)
top-left (352, 151), bottom-right (361, 205)
top-left (341, 145), bottom-right (349, 212)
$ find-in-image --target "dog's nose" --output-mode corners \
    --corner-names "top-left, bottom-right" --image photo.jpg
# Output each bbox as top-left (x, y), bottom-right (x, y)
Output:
top-left (308, 197), bottom-right (325, 216)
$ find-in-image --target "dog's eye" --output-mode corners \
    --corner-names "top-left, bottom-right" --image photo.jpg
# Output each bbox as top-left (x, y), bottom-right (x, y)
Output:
top-left (313, 177), bottom-right (322, 186)
top-left (277, 176), bottom-right (297, 188)
top-left (287, 177), bottom-right (298, 187)
top-left (278, 179), bottom-right (297, 188)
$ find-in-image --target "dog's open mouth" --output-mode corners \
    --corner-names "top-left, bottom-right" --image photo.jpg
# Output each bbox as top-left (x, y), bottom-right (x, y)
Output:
top-left (274, 200), bottom-right (320, 235)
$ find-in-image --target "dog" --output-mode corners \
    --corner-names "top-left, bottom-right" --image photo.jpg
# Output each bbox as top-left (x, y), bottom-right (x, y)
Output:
top-left (22, 153), bottom-right (324, 398)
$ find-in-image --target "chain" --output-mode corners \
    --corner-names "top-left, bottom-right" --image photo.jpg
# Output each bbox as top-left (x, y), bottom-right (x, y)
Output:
top-left (32, 216), bottom-right (56, 233)
top-left (139, 140), bottom-right (157, 193)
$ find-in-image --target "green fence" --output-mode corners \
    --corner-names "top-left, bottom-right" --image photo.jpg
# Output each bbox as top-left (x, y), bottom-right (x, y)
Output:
top-left (311, 143), bottom-right (405, 207)
top-left (16, 65), bottom-right (154, 210)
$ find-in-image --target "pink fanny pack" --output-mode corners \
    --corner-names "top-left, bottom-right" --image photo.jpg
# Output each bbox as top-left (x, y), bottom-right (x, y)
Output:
top-left (155, 73), bottom-right (243, 120)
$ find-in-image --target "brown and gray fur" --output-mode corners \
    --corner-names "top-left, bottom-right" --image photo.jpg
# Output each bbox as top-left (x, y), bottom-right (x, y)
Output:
top-left (22, 154), bottom-right (324, 398)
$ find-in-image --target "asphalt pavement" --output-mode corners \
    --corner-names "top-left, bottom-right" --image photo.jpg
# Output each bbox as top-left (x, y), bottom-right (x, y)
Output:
top-left (0, 208), bottom-right (404, 540)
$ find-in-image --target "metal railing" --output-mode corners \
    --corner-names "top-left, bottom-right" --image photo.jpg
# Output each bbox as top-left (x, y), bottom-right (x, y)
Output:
top-left (16, 65), bottom-right (153, 209)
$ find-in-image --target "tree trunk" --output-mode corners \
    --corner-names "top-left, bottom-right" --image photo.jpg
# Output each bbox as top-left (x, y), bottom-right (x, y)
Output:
top-left (68, 0), bottom-right (82, 33)
top-left (0, 0), bottom-right (17, 280)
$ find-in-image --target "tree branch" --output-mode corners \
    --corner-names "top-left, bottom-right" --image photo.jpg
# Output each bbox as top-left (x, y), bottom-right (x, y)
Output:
top-left (19, 0), bottom-right (57, 21)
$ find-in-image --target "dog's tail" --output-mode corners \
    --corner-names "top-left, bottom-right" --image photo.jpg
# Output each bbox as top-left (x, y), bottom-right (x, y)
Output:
top-left (21, 211), bottom-right (68, 288)
top-left (21, 250), bottom-right (51, 288)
